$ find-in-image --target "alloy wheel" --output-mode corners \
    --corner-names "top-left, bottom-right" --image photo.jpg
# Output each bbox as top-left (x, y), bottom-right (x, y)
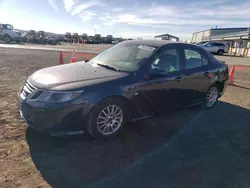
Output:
top-left (206, 87), bottom-right (218, 107)
top-left (218, 50), bottom-right (223, 55)
top-left (97, 105), bottom-right (123, 135)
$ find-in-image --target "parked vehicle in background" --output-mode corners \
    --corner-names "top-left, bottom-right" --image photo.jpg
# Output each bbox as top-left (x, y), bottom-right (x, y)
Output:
top-left (21, 30), bottom-right (61, 45)
top-left (94, 34), bottom-right (101, 44)
top-left (112, 40), bottom-right (119, 44)
top-left (19, 40), bottom-right (228, 139)
top-left (0, 24), bottom-right (21, 43)
top-left (200, 42), bottom-right (228, 55)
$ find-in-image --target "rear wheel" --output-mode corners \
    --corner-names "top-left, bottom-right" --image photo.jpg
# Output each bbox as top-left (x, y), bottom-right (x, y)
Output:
top-left (203, 85), bottom-right (219, 109)
top-left (86, 98), bottom-right (127, 139)
top-left (217, 49), bottom-right (224, 55)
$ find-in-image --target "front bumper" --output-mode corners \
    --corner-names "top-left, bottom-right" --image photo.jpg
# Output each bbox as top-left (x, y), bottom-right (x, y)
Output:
top-left (19, 99), bottom-right (90, 136)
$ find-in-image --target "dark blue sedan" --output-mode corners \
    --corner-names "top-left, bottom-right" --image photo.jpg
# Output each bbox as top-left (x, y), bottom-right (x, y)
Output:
top-left (19, 40), bottom-right (229, 139)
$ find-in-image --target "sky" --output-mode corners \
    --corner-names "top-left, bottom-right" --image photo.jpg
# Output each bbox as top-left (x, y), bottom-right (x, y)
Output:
top-left (0, 0), bottom-right (249, 41)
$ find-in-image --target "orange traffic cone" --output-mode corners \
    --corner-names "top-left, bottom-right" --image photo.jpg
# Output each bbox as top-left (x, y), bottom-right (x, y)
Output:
top-left (59, 52), bottom-right (64, 64)
top-left (228, 66), bottom-right (235, 85)
top-left (72, 50), bottom-right (77, 63)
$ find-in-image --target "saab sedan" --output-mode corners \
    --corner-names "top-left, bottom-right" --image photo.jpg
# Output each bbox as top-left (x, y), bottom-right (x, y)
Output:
top-left (18, 40), bottom-right (229, 139)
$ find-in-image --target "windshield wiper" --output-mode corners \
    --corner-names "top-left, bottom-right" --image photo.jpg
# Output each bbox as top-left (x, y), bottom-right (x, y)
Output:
top-left (97, 63), bottom-right (119, 71)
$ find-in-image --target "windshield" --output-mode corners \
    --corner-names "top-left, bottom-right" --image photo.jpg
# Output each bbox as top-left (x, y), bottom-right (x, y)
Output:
top-left (3, 24), bottom-right (13, 30)
top-left (91, 42), bottom-right (156, 72)
top-left (200, 42), bottom-right (209, 46)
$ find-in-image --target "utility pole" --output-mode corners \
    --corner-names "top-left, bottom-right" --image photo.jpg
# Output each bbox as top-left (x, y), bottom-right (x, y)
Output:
top-left (94, 29), bottom-right (96, 35)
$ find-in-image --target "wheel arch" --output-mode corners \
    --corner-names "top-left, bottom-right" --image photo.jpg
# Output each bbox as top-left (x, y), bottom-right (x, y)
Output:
top-left (217, 49), bottom-right (224, 53)
top-left (214, 81), bottom-right (225, 95)
top-left (4, 34), bottom-right (11, 38)
top-left (88, 94), bottom-right (137, 121)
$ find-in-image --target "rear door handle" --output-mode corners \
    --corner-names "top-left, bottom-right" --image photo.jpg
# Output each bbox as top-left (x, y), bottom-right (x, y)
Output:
top-left (204, 72), bottom-right (209, 76)
top-left (204, 72), bottom-right (213, 78)
top-left (175, 76), bottom-right (184, 82)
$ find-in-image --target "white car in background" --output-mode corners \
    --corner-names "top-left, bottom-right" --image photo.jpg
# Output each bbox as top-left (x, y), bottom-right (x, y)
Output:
top-left (195, 41), bottom-right (207, 46)
top-left (199, 42), bottom-right (228, 55)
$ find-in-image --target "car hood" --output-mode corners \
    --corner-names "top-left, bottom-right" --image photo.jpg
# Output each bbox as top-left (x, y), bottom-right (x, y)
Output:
top-left (9, 30), bottom-right (20, 36)
top-left (28, 62), bottom-right (129, 90)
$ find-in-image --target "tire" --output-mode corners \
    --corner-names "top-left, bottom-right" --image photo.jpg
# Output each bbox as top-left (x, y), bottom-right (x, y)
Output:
top-left (4, 35), bottom-right (11, 43)
top-left (217, 49), bottom-right (224, 55)
top-left (86, 98), bottom-right (127, 139)
top-left (203, 85), bottom-right (219, 109)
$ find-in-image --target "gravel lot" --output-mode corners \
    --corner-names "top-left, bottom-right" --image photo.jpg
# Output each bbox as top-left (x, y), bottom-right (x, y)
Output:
top-left (0, 43), bottom-right (113, 54)
top-left (0, 47), bottom-right (249, 188)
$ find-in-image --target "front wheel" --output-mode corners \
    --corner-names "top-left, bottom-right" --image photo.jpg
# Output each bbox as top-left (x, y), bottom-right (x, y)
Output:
top-left (86, 98), bottom-right (127, 139)
top-left (203, 85), bottom-right (219, 109)
top-left (4, 36), bottom-right (11, 43)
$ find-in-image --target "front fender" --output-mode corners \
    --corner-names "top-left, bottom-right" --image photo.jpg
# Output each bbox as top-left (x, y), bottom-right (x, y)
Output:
top-left (78, 83), bottom-right (136, 118)
top-left (87, 86), bottom-right (130, 105)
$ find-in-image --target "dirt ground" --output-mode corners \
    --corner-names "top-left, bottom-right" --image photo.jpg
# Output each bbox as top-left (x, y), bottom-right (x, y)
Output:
top-left (0, 48), bottom-right (249, 188)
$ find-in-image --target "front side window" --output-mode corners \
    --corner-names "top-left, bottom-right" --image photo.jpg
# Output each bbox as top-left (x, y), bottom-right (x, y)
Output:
top-left (151, 48), bottom-right (180, 73)
top-left (91, 42), bottom-right (156, 72)
top-left (184, 49), bottom-right (203, 69)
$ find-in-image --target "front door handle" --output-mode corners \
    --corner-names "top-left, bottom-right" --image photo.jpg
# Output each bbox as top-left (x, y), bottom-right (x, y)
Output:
top-left (175, 76), bottom-right (183, 82)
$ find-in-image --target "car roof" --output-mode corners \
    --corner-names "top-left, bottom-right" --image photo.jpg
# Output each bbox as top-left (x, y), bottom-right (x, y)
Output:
top-left (123, 39), bottom-right (180, 48)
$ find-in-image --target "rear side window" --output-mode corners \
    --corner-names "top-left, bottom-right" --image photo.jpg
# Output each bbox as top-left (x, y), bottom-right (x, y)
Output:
top-left (184, 49), bottom-right (202, 69)
top-left (184, 49), bottom-right (209, 69)
top-left (202, 56), bottom-right (209, 66)
top-left (215, 43), bottom-right (225, 46)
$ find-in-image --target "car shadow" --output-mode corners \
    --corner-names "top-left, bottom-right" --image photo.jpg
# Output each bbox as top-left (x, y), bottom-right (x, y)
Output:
top-left (26, 101), bottom-right (249, 188)
top-left (89, 101), bottom-right (250, 188)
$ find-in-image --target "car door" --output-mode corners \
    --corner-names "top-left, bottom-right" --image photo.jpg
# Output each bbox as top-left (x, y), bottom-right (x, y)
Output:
top-left (131, 46), bottom-right (183, 115)
top-left (179, 46), bottom-right (211, 106)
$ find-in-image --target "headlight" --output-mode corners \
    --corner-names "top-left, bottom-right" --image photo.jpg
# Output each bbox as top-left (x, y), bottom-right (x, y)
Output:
top-left (38, 90), bottom-right (83, 103)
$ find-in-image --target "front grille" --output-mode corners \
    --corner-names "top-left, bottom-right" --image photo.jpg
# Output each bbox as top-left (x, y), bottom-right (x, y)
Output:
top-left (20, 82), bottom-right (37, 100)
